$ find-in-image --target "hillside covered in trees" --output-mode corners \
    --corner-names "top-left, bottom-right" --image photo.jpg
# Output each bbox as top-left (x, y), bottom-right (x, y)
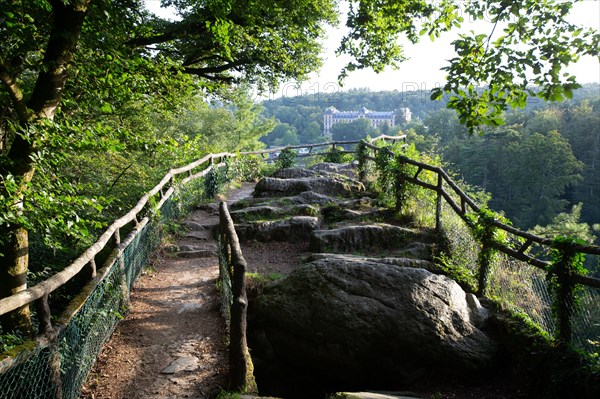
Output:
top-left (260, 84), bottom-right (600, 236)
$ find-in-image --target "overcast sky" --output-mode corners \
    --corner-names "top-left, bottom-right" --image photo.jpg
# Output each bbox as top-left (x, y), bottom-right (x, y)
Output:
top-left (145, 0), bottom-right (600, 98)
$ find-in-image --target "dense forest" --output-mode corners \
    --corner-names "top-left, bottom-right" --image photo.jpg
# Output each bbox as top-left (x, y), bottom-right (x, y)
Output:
top-left (259, 84), bottom-right (600, 239)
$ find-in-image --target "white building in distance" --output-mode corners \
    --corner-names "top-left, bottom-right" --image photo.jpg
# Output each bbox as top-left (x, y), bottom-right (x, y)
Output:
top-left (323, 106), bottom-right (411, 139)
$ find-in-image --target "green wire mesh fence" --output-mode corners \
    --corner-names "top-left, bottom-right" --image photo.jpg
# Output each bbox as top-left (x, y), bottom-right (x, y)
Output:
top-left (0, 164), bottom-right (224, 399)
top-left (218, 237), bottom-right (234, 330)
top-left (571, 254), bottom-right (600, 354)
top-left (58, 262), bottom-right (124, 399)
top-left (0, 220), bottom-right (156, 399)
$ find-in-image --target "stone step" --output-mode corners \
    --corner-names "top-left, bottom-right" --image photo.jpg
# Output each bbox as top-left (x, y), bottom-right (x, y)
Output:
top-left (176, 249), bottom-right (218, 259)
top-left (184, 230), bottom-right (214, 241)
top-left (196, 202), bottom-right (220, 214)
top-left (165, 243), bottom-right (217, 252)
top-left (235, 216), bottom-right (321, 242)
top-left (306, 253), bottom-right (440, 273)
top-left (309, 224), bottom-right (425, 253)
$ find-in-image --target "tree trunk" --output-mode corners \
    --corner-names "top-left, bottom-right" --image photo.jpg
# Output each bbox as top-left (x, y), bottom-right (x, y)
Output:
top-left (0, 226), bottom-right (32, 334)
top-left (0, 1), bottom-right (91, 334)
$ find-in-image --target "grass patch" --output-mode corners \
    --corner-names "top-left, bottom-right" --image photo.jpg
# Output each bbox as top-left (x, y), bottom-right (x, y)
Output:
top-left (246, 272), bottom-right (286, 298)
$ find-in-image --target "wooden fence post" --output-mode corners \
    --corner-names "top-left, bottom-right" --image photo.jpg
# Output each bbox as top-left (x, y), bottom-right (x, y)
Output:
top-left (219, 202), bottom-right (257, 393)
top-left (477, 247), bottom-right (493, 297)
top-left (394, 156), bottom-right (405, 213)
top-left (35, 294), bottom-right (54, 336)
top-left (113, 227), bottom-right (130, 306)
top-left (85, 258), bottom-right (97, 280)
top-left (554, 252), bottom-right (576, 346)
top-left (476, 220), bottom-right (496, 297)
top-left (436, 173), bottom-right (443, 234)
top-left (357, 141), bottom-right (367, 182)
top-left (114, 228), bottom-right (121, 246)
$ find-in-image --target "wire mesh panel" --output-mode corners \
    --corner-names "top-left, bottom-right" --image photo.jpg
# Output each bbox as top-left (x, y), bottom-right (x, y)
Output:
top-left (572, 253), bottom-right (600, 355)
top-left (439, 203), bottom-right (480, 289)
top-left (59, 262), bottom-right (124, 399)
top-left (0, 161), bottom-right (225, 398)
top-left (488, 254), bottom-right (556, 336)
top-left (218, 236), bottom-right (233, 330)
top-left (0, 345), bottom-right (58, 399)
top-left (123, 222), bottom-right (161, 291)
top-left (159, 195), bottom-right (178, 221)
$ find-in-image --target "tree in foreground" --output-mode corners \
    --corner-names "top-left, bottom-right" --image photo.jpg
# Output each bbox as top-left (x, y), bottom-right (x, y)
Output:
top-left (1, 0), bottom-right (598, 332)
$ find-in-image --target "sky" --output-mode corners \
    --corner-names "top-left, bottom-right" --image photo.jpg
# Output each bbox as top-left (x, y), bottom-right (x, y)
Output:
top-left (144, 0), bottom-right (600, 99)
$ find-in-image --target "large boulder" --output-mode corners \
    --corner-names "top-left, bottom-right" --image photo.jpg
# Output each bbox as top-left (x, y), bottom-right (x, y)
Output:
top-left (250, 258), bottom-right (497, 388)
top-left (310, 162), bottom-right (359, 179)
top-left (309, 224), bottom-right (431, 256)
top-left (271, 167), bottom-right (321, 179)
top-left (235, 216), bottom-right (321, 242)
top-left (254, 176), bottom-right (364, 198)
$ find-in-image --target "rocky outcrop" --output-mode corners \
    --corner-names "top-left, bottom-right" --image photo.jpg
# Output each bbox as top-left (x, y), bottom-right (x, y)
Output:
top-left (310, 162), bottom-right (359, 179)
top-left (305, 253), bottom-right (441, 274)
top-left (254, 176), bottom-right (364, 198)
top-left (271, 168), bottom-right (321, 179)
top-left (309, 224), bottom-right (430, 255)
top-left (251, 258), bottom-right (497, 387)
top-left (235, 216), bottom-right (321, 242)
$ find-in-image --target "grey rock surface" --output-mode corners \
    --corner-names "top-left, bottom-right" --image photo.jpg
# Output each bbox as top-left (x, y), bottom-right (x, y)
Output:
top-left (254, 176), bottom-right (364, 198)
top-left (235, 216), bottom-right (321, 242)
top-left (309, 224), bottom-right (426, 253)
top-left (161, 356), bottom-right (200, 374)
top-left (252, 258), bottom-right (497, 386)
top-left (310, 162), bottom-right (359, 179)
top-left (229, 205), bottom-right (286, 222)
top-left (305, 253), bottom-right (441, 274)
top-left (271, 167), bottom-right (321, 179)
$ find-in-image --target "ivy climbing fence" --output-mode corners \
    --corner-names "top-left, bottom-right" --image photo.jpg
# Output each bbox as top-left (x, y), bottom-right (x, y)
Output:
top-left (0, 153), bottom-right (232, 399)
top-left (358, 141), bottom-right (600, 355)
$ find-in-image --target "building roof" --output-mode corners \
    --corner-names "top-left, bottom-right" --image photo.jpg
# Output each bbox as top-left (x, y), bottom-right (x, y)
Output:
top-left (325, 106), bottom-right (394, 118)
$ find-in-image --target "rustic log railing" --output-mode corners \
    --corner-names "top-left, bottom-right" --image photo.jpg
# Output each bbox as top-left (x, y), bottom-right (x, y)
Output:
top-left (240, 133), bottom-right (406, 160)
top-left (0, 152), bottom-right (234, 399)
top-left (359, 141), bottom-right (600, 345)
top-left (0, 153), bottom-right (232, 323)
top-left (218, 202), bottom-right (256, 393)
top-left (0, 135), bottom-right (404, 397)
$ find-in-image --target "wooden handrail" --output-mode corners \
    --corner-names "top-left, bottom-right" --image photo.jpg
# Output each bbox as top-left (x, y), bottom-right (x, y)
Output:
top-left (219, 201), bottom-right (255, 392)
top-left (394, 153), bottom-right (600, 255)
top-left (363, 142), bottom-right (600, 289)
top-left (1, 136), bottom-right (405, 317)
top-left (239, 134), bottom-right (406, 157)
top-left (0, 153), bottom-right (233, 316)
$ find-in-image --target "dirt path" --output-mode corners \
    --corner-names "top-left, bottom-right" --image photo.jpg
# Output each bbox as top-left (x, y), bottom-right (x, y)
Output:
top-left (81, 183), bottom-right (255, 399)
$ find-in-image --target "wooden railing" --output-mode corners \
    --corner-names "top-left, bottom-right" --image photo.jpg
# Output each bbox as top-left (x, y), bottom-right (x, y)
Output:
top-left (359, 141), bottom-right (600, 345)
top-left (0, 135), bottom-right (407, 397)
top-left (240, 134), bottom-right (406, 159)
top-left (0, 134), bottom-right (404, 334)
top-left (218, 202), bottom-right (256, 393)
top-left (0, 152), bottom-right (233, 330)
